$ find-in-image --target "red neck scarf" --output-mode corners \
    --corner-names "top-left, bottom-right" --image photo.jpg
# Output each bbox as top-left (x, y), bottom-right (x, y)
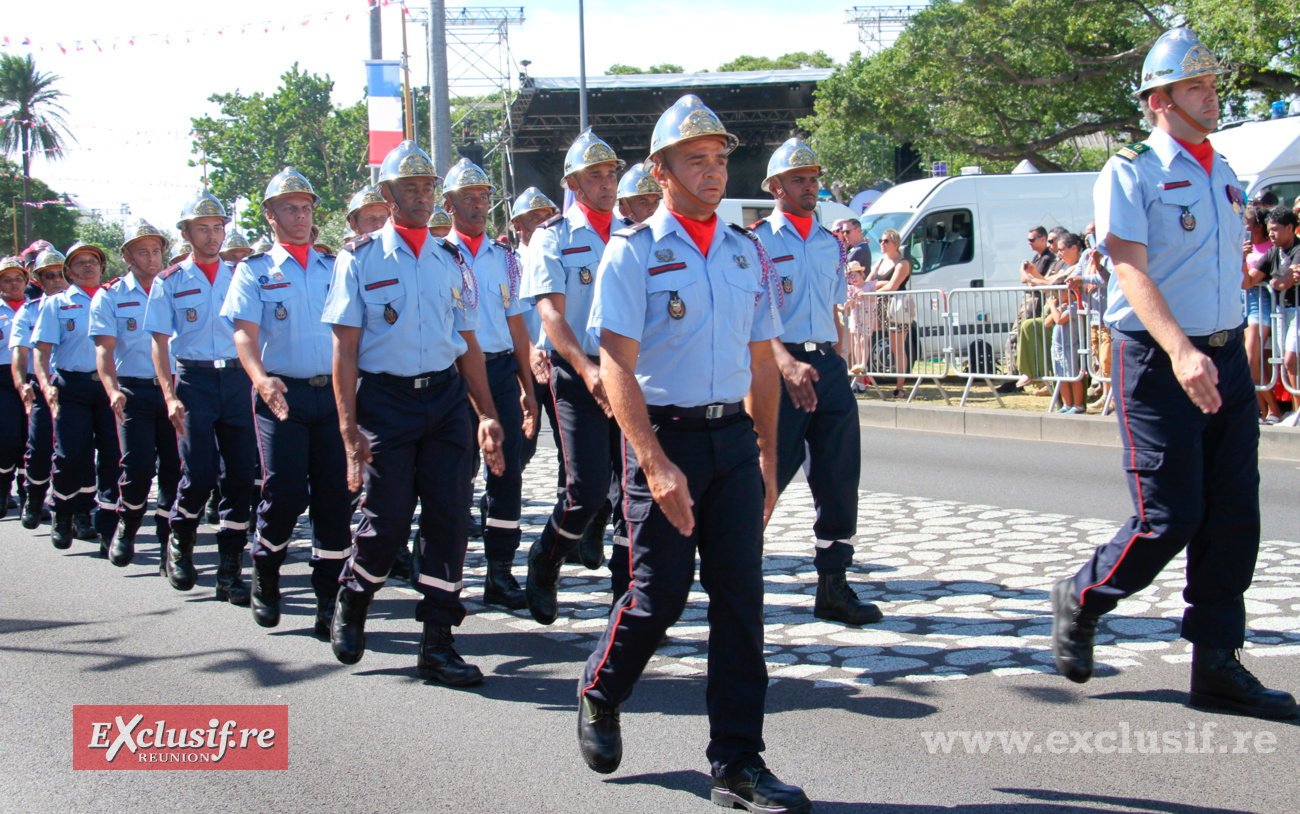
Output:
top-left (671, 211), bottom-right (718, 257)
top-left (783, 211), bottom-right (813, 240)
top-left (4, 297), bottom-right (24, 312)
top-left (79, 284), bottom-right (101, 300)
top-left (577, 201), bottom-right (612, 244)
top-left (1172, 135), bottom-right (1214, 177)
top-left (279, 242), bottom-right (310, 271)
top-left (194, 260), bottom-right (219, 285)
top-left (455, 229), bottom-right (485, 258)
top-left (393, 222), bottom-right (428, 258)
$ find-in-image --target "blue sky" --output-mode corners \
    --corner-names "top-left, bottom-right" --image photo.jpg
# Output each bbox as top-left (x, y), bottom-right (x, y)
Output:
top-left (2, 0), bottom-right (873, 233)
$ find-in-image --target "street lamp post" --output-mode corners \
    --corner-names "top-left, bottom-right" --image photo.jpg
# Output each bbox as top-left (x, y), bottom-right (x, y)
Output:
top-left (578, 0), bottom-right (588, 132)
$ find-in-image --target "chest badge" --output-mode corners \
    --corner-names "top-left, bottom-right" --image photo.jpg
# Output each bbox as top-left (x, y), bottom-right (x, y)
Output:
top-left (384, 304), bottom-right (398, 325)
top-left (734, 254), bottom-right (750, 269)
top-left (500, 283), bottom-right (510, 309)
top-left (668, 291), bottom-right (686, 320)
top-left (1179, 206), bottom-right (1196, 232)
top-left (1225, 184), bottom-right (1244, 215)
top-left (126, 317), bottom-right (137, 332)
top-left (782, 276), bottom-right (794, 294)
top-left (274, 302), bottom-right (288, 321)
top-left (655, 249), bottom-right (675, 263)
top-left (65, 318), bottom-right (75, 332)
top-left (185, 308), bottom-right (197, 323)
top-left (579, 267), bottom-right (593, 285)
top-left (451, 287), bottom-right (465, 310)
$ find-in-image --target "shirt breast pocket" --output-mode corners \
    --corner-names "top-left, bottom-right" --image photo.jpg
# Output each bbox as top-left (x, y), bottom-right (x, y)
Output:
top-left (361, 278), bottom-right (407, 332)
top-left (647, 273), bottom-right (700, 340)
top-left (116, 304), bottom-right (145, 334)
top-left (172, 294), bottom-right (206, 327)
top-left (257, 284), bottom-right (297, 325)
top-left (562, 255), bottom-right (595, 293)
top-left (1156, 186), bottom-right (1199, 240)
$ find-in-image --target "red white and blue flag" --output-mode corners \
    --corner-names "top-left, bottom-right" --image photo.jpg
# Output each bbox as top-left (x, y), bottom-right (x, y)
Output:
top-left (366, 60), bottom-right (404, 167)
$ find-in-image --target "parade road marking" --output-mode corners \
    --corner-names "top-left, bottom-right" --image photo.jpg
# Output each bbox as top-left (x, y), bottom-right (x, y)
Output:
top-left (73, 705), bottom-right (287, 770)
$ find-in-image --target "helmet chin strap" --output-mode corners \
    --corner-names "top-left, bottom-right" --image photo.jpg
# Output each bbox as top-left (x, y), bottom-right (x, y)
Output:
top-left (1157, 89), bottom-right (1215, 135)
top-left (662, 165), bottom-right (715, 217)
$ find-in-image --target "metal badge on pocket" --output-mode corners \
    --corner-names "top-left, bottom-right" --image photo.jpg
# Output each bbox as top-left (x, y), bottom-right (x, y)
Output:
top-left (579, 267), bottom-right (593, 285)
top-left (274, 303), bottom-right (288, 321)
top-left (668, 291), bottom-right (686, 320)
top-left (782, 276), bottom-right (793, 294)
top-left (185, 308), bottom-right (197, 322)
top-left (384, 304), bottom-right (398, 324)
top-left (126, 318), bottom-right (137, 331)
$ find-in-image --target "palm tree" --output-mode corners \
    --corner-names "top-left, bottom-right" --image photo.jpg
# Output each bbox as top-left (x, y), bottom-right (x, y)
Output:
top-left (0, 54), bottom-right (74, 246)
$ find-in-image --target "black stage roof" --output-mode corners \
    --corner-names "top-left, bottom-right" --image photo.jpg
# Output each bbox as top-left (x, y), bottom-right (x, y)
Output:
top-left (507, 69), bottom-right (832, 202)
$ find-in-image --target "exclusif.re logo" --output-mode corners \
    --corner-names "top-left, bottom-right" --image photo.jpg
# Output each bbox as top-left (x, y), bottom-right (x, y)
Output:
top-left (73, 705), bottom-right (288, 771)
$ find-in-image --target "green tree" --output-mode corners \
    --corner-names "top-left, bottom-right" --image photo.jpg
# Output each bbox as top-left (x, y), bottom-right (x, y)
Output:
top-left (803, 0), bottom-right (1300, 188)
top-left (0, 54), bottom-right (75, 247)
top-left (75, 217), bottom-right (128, 279)
top-left (717, 51), bottom-right (835, 72)
top-left (605, 63), bottom-right (685, 75)
top-left (190, 64), bottom-right (369, 238)
top-left (0, 156), bottom-right (77, 256)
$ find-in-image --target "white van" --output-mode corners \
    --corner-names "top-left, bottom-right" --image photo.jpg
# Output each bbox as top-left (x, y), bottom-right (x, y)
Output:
top-left (1214, 116), bottom-right (1300, 206)
top-left (717, 198), bottom-right (855, 231)
top-left (856, 171), bottom-right (1097, 372)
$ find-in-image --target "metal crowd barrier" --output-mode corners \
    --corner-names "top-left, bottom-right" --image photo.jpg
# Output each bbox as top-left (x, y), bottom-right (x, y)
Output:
top-left (842, 288), bottom-right (950, 403)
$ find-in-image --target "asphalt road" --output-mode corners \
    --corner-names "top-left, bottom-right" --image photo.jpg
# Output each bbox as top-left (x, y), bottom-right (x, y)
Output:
top-left (1, 425), bottom-right (1295, 814)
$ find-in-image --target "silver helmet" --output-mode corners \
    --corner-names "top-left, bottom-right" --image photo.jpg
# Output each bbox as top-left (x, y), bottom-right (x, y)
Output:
top-left (169, 241), bottom-right (193, 263)
top-left (648, 94), bottom-right (738, 163)
top-left (64, 241), bottom-right (108, 268)
top-left (347, 184), bottom-right (388, 218)
top-left (428, 206), bottom-right (453, 229)
top-left (442, 157), bottom-right (495, 195)
top-left (563, 129), bottom-right (624, 180)
top-left (251, 237), bottom-right (273, 254)
top-left (509, 187), bottom-right (558, 221)
top-left (121, 219), bottom-right (170, 254)
top-left (378, 140), bottom-right (441, 185)
top-left (763, 137), bottom-right (822, 194)
top-left (0, 256), bottom-right (23, 275)
top-left (176, 187), bottom-right (229, 230)
top-left (617, 163), bottom-right (662, 200)
top-left (33, 247), bottom-right (66, 271)
top-left (1137, 27), bottom-right (1226, 96)
top-left (262, 166), bottom-right (320, 207)
top-left (221, 230), bottom-right (252, 253)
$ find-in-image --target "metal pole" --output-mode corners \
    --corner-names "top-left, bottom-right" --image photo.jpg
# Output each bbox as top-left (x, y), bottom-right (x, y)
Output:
top-left (430, 0), bottom-right (453, 174)
top-left (369, 0), bottom-right (382, 59)
top-left (401, 12), bottom-right (415, 141)
top-left (577, 0), bottom-right (588, 132)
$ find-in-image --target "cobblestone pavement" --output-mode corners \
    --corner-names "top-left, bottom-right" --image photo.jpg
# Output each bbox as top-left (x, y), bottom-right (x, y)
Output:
top-left (283, 439), bottom-right (1300, 687)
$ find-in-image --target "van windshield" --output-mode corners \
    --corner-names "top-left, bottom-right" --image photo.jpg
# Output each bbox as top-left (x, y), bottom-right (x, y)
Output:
top-left (860, 211), bottom-right (913, 249)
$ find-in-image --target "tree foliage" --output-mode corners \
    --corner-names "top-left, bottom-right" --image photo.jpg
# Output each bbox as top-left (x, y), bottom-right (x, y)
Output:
top-left (0, 53), bottom-right (74, 245)
top-left (717, 51), bottom-right (835, 72)
top-left (605, 63), bottom-right (685, 75)
top-left (75, 217), bottom-right (128, 279)
top-left (190, 64), bottom-right (369, 238)
top-left (0, 156), bottom-right (76, 256)
top-left (804, 0), bottom-right (1300, 191)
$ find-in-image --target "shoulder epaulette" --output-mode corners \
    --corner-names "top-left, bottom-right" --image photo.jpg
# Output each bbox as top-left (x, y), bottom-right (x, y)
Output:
top-left (613, 222), bottom-right (650, 239)
top-left (538, 213), bottom-right (564, 230)
top-left (320, 252), bottom-right (336, 261)
top-left (102, 276), bottom-right (121, 289)
top-left (747, 219), bottom-right (765, 231)
top-left (160, 263), bottom-right (182, 279)
top-left (729, 223), bottom-right (759, 240)
top-left (1116, 143), bottom-right (1151, 162)
top-left (619, 216), bottom-right (635, 228)
top-left (438, 239), bottom-right (464, 261)
top-left (342, 234), bottom-right (374, 254)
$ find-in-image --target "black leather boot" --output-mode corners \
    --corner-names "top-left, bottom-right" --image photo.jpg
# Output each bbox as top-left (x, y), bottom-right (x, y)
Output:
top-left (97, 532), bottom-right (111, 558)
top-left (814, 570), bottom-right (883, 625)
top-left (331, 586), bottom-right (372, 665)
top-left (73, 509), bottom-right (98, 541)
top-left (1051, 578), bottom-right (1098, 684)
top-left (576, 509), bottom-right (608, 570)
top-left (20, 490), bottom-right (42, 530)
top-left (250, 568), bottom-right (281, 628)
top-left (1190, 646), bottom-right (1298, 719)
top-left (109, 517), bottom-right (140, 567)
top-left (314, 593), bottom-right (336, 638)
top-left (204, 491), bottom-right (220, 525)
top-left (525, 537), bottom-right (564, 625)
top-left (467, 511), bottom-right (482, 540)
top-left (51, 512), bottom-right (74, 550)
top-left (416, 623), bottom-right (484, 686)
top-left (484, 558), bottom-right (526, 610)
top-left (711, 763), bottom-right (812, 814)
top-left (165, 527), bottom-right (198, 591)
top-left (215, 551), bottom-right (251, 606)
top-left (577, 690), bottom-right (622, 774)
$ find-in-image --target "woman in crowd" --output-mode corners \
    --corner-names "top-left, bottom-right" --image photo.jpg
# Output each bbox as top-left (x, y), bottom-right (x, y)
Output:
top-left (1241, 204), bottom-right (1281, 424)
top-left (866, 229), bottom-right (912, 399)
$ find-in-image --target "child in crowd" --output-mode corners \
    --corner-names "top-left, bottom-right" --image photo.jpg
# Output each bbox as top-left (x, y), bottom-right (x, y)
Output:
top-left (1045, 292), bottom-right (1085, 413)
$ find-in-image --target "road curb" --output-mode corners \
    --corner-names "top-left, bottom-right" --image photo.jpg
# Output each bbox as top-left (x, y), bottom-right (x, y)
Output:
top-left (859, 400), bottom-right (1300, 462)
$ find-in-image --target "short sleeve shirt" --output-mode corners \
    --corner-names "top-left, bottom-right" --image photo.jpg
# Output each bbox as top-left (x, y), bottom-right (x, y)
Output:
top-left (89, 272), bottom-right (173, 378)
top-left (520, 206), bottom-right (608, 356)
top-left (143, 257), bottom-right (239, 361)
top-left (753, 210), bottom-right (846, 344)
top-left (32, 284), bottom-right (98, 373)
top-left (221, 244), bottom-right (336, 379)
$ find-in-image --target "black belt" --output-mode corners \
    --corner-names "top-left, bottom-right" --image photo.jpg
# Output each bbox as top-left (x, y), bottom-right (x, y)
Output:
top-left (1118, 325), bottom-right (1244, 350)
top-left (178, 358), bottom-right (241, 370)
top-left (281, 374), bottom-right (332, 388)
top-left (118, 376), bottom-right (161, 388)
top-left (483, 349), bottom-right (513, 361)
top-left (56, 370), bottom-right (101, 382)
top-left (783, 341), bottom-right (834, 355)
top-left (647, 402), bottom-right (743, 420)
top-left (365, 368), bottom-right (455, 390)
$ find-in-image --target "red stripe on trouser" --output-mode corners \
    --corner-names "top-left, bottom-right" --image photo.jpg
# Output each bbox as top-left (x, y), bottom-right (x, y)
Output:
top-left (547, 358), bottom-right (576, 559)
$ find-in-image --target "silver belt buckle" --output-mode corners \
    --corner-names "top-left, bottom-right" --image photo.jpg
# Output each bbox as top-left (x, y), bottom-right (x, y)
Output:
top-left (308, 375), bottom-right (329, 387)
top-left (214, 359), bottom-right (234, 369)
top-left (1208, 330), bottom-right (1227, 348)
top-left (803, 341), bottom-right (817, 352)
top-left (705, 404), bottom-right (725, 419)
top-left (413, 376), bottom-right (430, 389)
top-left (91, 372), bottom-right (101, 383)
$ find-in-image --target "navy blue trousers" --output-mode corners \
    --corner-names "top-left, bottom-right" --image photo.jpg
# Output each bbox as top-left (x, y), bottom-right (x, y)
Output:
top-left (475, 354), bottom-right (526, 562)
top-left (23, 377), bottom-right (52, 504)
top-left (341, 370), bottom-right (474, 626)
top-left (582, 412), bottom-right (767, 773)
top-left (0, 380), bottom-right (24, 501)
top-left (521, 363), bottom-right (565, 497)
top-left (116, 378), bottom-right (180, 542)
top-left (50, 371), bottom-right (120, 537)
top-left (251, 377), bottom-right (351, 598)
top-left (171, 365), bottom-right (257, 555)
top-left (1071, 330), bottom-right (1260, 648)
top-left (774, 345), bottom-right (861, 571)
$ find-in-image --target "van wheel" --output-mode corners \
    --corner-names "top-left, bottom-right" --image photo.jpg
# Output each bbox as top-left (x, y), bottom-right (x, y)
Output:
top-left (870, 330), bottom-right (899, 374)
top-left (966, 340), bottom-right (995, 375)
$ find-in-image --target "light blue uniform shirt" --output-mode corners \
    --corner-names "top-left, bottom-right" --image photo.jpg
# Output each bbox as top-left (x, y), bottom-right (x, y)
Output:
top-left (89, 272), bottom-right (175, 378)
top-left (8, 297), bottom-right (45, 375)
top-left (753, 210), bottom-right (846, 344)
top-left (33, 284), bottom-right (102, 373)
top-left (521, 206), bottom-right (609, 356)
top-left (1097, 127), bottom-right (1247, 336)
top-left (321, 222), bottom-right (477, 376)
top-left (222, 244), bottom-right (335, 379)
top-left (143, 257), bottom-right (239, 361)
top-left (446, 231), bottom-right (530, 355)
top-left (0, 296), bottom-right (28, 367)
top-left (589, 209), bottom-right (784, 407)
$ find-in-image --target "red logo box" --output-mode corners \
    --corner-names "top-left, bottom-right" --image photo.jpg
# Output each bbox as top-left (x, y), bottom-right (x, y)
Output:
top-left (73, 705), bottom-right (287, 770)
